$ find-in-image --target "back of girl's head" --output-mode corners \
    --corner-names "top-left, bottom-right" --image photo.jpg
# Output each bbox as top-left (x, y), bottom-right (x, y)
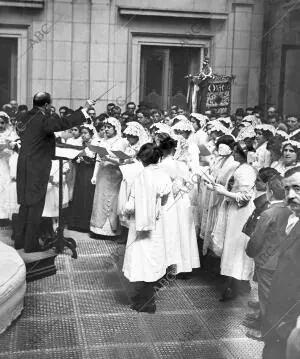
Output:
top-left (216, 135), bottom-right (235, 150)
top-left (137, 143), bottom-right (162, 166)
top-left (159, 136), bottom-right (177, 155)
top-left (261, 129), bottom-right (274, 141)
top-left (267, 136), bottom-right (283, 156)
top-left (258, 167), bottom-right (279, 183)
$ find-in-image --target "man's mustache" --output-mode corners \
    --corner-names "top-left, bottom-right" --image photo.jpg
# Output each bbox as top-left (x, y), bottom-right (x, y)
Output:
top-left (287, 199), bottom-right (299, 206)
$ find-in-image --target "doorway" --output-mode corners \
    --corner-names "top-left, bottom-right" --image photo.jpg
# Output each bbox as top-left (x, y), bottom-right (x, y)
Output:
top-left (279, 45), bottom-right (300, 116)
top-left (140, 46), bottom-right (201, 110)
top-left (0, 37), bottom-right (18, 107)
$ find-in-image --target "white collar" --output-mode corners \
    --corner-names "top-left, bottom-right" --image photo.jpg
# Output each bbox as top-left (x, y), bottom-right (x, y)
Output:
top-left (270, 200), bottom-right (283, 205)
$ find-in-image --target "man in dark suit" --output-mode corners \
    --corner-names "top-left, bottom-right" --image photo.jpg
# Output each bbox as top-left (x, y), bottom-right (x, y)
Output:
top-left (14, 92), bottom-right (94, 253)
top-left (245, 174), bottom-right (291, 337)
top-left (261, 166), bottom-right (300, 359)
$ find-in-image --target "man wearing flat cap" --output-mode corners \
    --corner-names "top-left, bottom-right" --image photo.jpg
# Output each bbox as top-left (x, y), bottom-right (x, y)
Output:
top-left (14, 92), bottom-right (94, 253)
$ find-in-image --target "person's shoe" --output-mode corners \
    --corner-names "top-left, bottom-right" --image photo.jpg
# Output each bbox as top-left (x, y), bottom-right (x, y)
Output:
top-left (219, 287), bottom-right (235, 302)
top-left (131, 293), bottom-right (142, 303)
top-left (116, 237), bottom-right (127, 245)
top-left (245, 312), bottom-right (260, 321)
top-left (237, 281), bottom-right (251, 295)
top-left (176, 272), bottom-right (192, 280)
top-left (130, 302), bottom-right (156, 313)
top-left (248, 300), bottom-right (260, 310)
top-left (246, 330), bottom-right (264, 341)
top-left (242, 319), bottom-right (261, 330)
top-left (89, 232), bottom-right (109, 240)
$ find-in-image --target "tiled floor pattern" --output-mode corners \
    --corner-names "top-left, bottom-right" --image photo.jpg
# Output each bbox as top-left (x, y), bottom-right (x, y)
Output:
top-left (0, 228), bottom-right (263, 358)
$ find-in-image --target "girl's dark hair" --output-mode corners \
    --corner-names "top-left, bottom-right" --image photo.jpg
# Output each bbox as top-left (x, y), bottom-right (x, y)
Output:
top-left (159, 136), bottom-right (177, 156)
top-left (156, 132), bottom-right (170, 143)
top-left (258, 167), bottom-right (279, 183)
top-left (0, 114), bottom-right (9, 124)
top-left (257, 128), bottom-right (274, 141)
top-left (216, 135), bottom-right (235, 150)
top-left (95, 121), bottom-right (105, 132)
top-left (81, 125), bottom-right (94, 136)
top-left (137, 143), bottom-right (162, 166)
top-left (97, 113), bottom-right (109, 121)
top-left (234, 142), bottom-right (248, 160)
top-left (267, 136), bottom-right (283, 157)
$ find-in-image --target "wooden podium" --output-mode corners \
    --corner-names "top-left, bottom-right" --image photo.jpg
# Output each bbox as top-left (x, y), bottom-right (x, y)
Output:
top-left (42, 143), bottom-right (84, 258)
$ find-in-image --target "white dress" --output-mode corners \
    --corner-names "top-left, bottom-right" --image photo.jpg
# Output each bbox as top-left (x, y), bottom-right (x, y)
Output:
top-left (202, 155), bottom-right (239, 255)
top-left (212, 163), bottom-right (256, 280)
top-left (8, 152), bottom-right (19, 219)
top-left (252, 142), bottom-right (272, 170)
top-left (159, 156), bottom-right (200, 273)
top-left (117, 140), bottom-right (145, 228)
top-left (122, 165), bottom-right (174, 282)
top-left (90, 136), bottom-right (128, 236)
top-left (42, 160), bottom-right (69, 218)
top-left (65, 137), bottom-right (83, 201)
top-left (0, 129), bottom-right (16, 219)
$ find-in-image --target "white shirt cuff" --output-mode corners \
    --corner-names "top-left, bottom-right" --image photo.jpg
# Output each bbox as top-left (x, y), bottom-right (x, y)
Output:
top-left (81, 108), bottom-right (90, 120)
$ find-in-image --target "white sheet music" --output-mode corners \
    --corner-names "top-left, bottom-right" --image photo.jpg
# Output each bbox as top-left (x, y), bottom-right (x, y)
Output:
top-left (55, 146), bottom-right (82, 159)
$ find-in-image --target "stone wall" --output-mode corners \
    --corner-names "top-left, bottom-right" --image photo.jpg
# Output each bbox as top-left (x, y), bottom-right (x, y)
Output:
top-left (0, 0), bottom-right (264, 113)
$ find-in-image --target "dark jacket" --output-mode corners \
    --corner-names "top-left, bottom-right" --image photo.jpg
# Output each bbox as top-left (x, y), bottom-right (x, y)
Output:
top-left (246, 201), bottom-right (291, 270)
top-left (17, 107), bottom-right (85, 205)
top-left (262, 219), bottom-right (300, 342)
top-left (243, 193), bottom-right (269, 237)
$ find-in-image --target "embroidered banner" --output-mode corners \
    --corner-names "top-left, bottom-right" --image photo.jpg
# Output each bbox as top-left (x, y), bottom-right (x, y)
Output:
top-left (205, 74), bottom-right (233, 115)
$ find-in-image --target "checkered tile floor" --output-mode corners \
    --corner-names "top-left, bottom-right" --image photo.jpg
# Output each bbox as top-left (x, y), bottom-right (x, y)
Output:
top-left (0, 228), bottom-right (263, 359)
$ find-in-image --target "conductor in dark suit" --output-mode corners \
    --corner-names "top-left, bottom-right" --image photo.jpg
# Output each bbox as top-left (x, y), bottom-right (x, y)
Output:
top-left (262, 166), bottom-right (300, 359)
top-left (14, 92), bottom-right (94, 253)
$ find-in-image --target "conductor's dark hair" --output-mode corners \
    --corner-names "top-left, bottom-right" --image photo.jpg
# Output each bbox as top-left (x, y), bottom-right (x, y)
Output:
top-left (159, 136), bottom-right (177, 156)
top-left (216, 135), bottom-right (235, 150)
top-left (33, 92), bottom-right (51, 107)
top-left (137, 143), bottom-right (162, 167)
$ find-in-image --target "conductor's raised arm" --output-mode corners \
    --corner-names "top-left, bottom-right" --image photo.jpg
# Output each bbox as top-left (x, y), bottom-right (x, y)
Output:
top-left (43, 99), bottom-right (95, 133)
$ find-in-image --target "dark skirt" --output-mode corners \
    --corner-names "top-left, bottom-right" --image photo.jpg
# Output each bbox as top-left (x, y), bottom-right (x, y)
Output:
top-left (68, 160), bottom-right (95, 232)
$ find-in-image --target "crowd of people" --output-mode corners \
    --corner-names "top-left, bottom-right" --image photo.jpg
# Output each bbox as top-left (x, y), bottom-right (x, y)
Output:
top-left (0, 97), bottom-right (300, 359)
